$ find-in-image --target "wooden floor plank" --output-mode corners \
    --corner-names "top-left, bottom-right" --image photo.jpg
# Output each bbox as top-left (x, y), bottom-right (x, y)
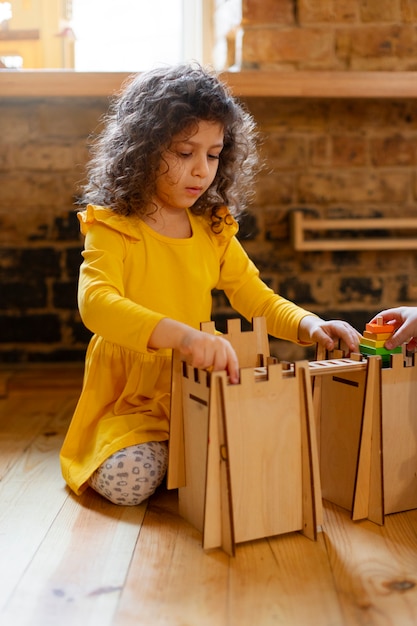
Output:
top-left (227, 532), bottom-right (345, 626)
top-left (0, 391), bottom-right (71, 480)
top-left (0, 383), bottom-right (146, 626)
top-left (322, 501), bottom-right (417, 626)
top-left (0, 364), bottom-right (84, 392)
top-left (115, 489), bottom-right (345, 626)
top-left (114, 488), bottom-right (231, 626)
top-left (2, 491), bottom-right (146, 626)
top-left (1, 366), bottom-right (417, 626)
top-left (0, 392), bottom-right (78, 609)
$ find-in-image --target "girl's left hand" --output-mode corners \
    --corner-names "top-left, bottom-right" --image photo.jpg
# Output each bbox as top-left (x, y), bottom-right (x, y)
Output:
top-left (299, 316), bottom-right (361, 353)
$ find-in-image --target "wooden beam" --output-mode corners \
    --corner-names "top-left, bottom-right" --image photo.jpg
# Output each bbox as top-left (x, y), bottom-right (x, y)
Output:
top-left (2, 70), bottom-right (417, 99)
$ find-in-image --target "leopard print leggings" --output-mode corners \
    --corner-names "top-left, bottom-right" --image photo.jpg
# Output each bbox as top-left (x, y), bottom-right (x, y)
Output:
top-left (88, 441), bottom-right (168, 506)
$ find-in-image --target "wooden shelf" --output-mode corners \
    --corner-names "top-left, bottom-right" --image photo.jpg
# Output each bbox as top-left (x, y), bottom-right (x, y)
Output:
top-left (291, 211), bottom-right (417, 251)
top-left (2, 69), bottom-right (417, 98)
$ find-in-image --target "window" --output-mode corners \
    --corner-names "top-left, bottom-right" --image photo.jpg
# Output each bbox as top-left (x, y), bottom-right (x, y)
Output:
top-left (72, 0), bottom-right (205, 71)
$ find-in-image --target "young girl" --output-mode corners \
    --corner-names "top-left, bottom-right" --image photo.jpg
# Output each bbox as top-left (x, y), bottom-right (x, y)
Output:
top-left (60, 63), bottom-right (360, 506)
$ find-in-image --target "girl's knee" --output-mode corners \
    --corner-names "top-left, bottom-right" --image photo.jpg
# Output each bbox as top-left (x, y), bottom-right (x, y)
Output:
top-left (88, 441), bottom-right (168, 506)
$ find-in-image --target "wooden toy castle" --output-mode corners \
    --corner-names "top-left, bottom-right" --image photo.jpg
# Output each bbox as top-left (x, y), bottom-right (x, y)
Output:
top-left (167, 316), bottom-right (417, 554)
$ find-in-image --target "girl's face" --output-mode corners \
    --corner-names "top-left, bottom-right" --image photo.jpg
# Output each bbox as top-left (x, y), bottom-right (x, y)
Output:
top-left (153, 120), bottom-right (224, 212)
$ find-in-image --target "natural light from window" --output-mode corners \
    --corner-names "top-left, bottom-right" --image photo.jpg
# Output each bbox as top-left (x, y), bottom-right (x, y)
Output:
top-left (72, 0), bottom-right (203, 71)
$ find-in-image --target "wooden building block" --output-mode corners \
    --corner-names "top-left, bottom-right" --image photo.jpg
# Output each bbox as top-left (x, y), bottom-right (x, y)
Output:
top-left (317, 347), bottom-right (417, 524)
top-left (168, 318), bottom-right (322, 555)
top-left (363, 330), bottom-right (393, 341)
top-left (365, 321), bottom-right (394, 335)
top-left (167, 317), bottom-right (270, 490)
top-left (381, 353), bottom-right (417, 514)
top-left (178, 360), bottom-right (321, 555)
top-left (360, 337), bottom-right (389, 349)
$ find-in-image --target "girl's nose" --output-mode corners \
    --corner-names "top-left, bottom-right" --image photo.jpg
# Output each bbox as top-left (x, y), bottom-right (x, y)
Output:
top-left (192, 156), bottom-right (209, 177)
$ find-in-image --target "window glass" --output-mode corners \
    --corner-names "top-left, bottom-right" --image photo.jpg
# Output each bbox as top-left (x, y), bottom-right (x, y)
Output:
top-left (72, 0), bottom-right (202, 71)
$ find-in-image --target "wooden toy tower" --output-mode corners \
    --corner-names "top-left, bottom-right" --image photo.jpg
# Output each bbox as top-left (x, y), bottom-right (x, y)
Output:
top-left (317, 317), bottom-right (417, 523)
top-left (168, 316), bottom-right (417, 554)
top-left (167, 318), bottom-right (322, 556)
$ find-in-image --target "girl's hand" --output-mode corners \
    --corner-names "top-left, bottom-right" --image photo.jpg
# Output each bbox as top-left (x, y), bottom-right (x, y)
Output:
top-left (298, 315), bottom-right (361, 353)
top-left (178, 329), bottom-right (239, 383)
top-left (370, 307), bottom-right (417, 350)
top-left (148, 318), bottom-right (239, 383)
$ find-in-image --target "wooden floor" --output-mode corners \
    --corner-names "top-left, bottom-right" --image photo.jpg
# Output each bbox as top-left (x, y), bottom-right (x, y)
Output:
top-left (1, 365), bottom-right (417, 626)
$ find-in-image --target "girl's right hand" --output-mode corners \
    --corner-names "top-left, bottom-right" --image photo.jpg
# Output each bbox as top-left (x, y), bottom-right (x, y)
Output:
top-left (178, 328), bottom-right (240, 383)
top-left (148, 318), bottom-right (240, 383)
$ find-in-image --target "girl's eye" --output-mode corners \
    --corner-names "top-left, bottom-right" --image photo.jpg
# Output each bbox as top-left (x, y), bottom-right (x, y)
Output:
top-left (179, 152), bottom-right (192, 158)
top-left (208, 154), bottom-right (220, 160)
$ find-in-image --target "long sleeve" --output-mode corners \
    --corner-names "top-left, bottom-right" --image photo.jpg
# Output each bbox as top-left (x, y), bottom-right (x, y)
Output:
top-left (78, 221), bottom-right (165, 354)
top-left (217, 236), bottom-right (314, 344)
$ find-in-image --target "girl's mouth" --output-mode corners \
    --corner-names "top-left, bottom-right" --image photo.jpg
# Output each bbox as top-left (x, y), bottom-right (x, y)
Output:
top-left (186, 187), bottom-right (203, 196)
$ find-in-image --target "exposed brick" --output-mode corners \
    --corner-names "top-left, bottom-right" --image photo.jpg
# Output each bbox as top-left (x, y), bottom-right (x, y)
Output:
top-left (309, 136), bottom-right (332, 167)
top-left (254, 171), bottom-right (296, 205)
top-left (20, 249), bottom-right (62, 280)
top-left (332, 135), bottom-right (367, 167)
top-left (52, 281), bottom-right (78, 309)
top-left (311, 135), bottom-right (367, 167)
top-left (360, 0), bottom-right (402, 22)
top-left (0, 248), bottom-right (61, 281)
top-left (370, 134), bottom-right (417, 166)
top-left (236, 211), bottom-right (260, 240)
top-left (0, 282), bottom-right (47, 309)
top-left (241, 27), bottom-right (335, 66)
top-left (348, 56), bottom-right (417, 71)
top-left (298, 170), bottom-right (410, 204)
top-left (7, 142), bottom-right (79, 171)
top-left (0, 103), bottom-right (32, 142)
top-left (279, 276), bottom-right (316, 305)
top-left (336, 25), bottom-right (417, 62)
top-left (320, 310), bottom-right (372, 333)
top-left (35, 99), bottom-right (106, 139)
top-left (298, 0), bottom-right (360, 23)
top-left (70, 318), bottom-right (93, 345)
top-left (402, 0), bottom-right (417, 21)
top-left (66, 247), bottom-right (83, 279)
top-left (262, 135), bottom-right (308, 168)
top-left (339, 276), bottom-right (384, 304)
top-left (264, 210), bottom-right (290, 241)
top-left (53, 212), bottom-right (82, 242)
top-left (27, 348), bottom-right (87, 363)
top-left (242, 0), bottom-right (295, 24)
top-left (0, 349), bottom-right (29, 364)
top-left (0, 314), bottom-right (61, 342)
top-left (0, 172), bottom-right (77, 209)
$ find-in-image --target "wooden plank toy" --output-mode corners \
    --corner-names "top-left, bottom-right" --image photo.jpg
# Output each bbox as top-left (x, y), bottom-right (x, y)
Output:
top-left (317, 329), bottom-right (417, 525)
top-left (167, 317), bottom-right (271, 490)
top-left (168, 318), bottom-right (322, 555)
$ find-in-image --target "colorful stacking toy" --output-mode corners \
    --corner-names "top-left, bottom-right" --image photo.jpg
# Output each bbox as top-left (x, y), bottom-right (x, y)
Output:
top-left (359, 316), bottom-right (402, 366)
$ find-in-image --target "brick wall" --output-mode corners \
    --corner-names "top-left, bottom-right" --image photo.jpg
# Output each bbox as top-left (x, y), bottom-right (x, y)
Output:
top-left (237, 0), bottom-right (417, 71)
top-left (1, 1), bottom-right (417, 362)
top-left (0, 98), bottom-right (103, 362)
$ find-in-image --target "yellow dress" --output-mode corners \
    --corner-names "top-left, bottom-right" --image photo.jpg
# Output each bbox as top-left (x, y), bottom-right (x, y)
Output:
top-left (60, 204), bottom-right (313, 495)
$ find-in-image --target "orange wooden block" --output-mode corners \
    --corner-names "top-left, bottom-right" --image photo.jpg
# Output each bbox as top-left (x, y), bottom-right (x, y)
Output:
top-left (365, 322), bottom-right (394, 335)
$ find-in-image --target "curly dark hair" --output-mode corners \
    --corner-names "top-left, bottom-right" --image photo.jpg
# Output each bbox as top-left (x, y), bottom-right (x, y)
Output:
top-left (80, 63), bottom-right (259, 221)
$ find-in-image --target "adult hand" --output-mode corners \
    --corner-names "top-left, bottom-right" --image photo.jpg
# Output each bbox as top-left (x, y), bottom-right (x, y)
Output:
top-left (370, 307), bottom-right (417, 350)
